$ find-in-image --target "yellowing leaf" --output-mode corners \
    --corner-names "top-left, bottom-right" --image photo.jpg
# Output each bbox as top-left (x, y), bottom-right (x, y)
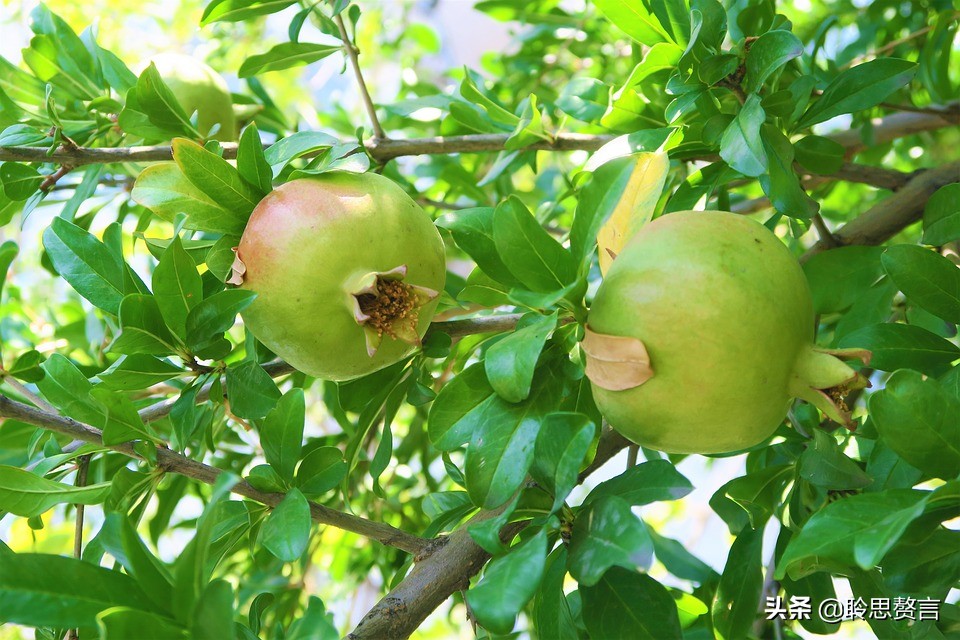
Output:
top-left (596, 151), bottom-right (668, 275)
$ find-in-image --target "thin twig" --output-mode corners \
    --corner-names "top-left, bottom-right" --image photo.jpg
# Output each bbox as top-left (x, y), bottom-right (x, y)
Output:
top-left (812, 214), bottom-right (839, 249)
top-left (0, 394), bottom-right (430, 555)
top-left (63, 454), bottom-right (90, 640)
top-left (0, 107), bottom-right (955, 167)
top-left (840, 14), bottom-right (960, 70)
top-left (1, 374), bottom-right (59, 413)
top-left (335, 14), bottom-right (386, 140)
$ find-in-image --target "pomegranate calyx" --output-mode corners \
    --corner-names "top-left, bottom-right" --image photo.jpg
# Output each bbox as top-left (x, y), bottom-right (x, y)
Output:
top-left (581, 325), bottom-right (654, 391)
top-left (227, 248), bottom-right (246, 286)
top-left (350, 266), bottom-right (439, 357)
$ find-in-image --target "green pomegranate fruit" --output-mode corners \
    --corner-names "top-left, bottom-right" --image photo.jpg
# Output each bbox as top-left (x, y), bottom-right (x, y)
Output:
top-left (583, 210), bottom-right (870, 454)
top-left (231, 172), bottom-right (446, 381)
top-left (150, 53), bottom-right (236, 141)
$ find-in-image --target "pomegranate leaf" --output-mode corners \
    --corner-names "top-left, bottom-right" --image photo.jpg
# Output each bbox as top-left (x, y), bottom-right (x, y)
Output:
top-left (569, 496), bottom-right (653, 586)
top-left (580, 568), bottom-right (682, 640)
top-left (466, 529), bottom-right (547, 635)
top-left (869, 370), bottom-right (960, 479)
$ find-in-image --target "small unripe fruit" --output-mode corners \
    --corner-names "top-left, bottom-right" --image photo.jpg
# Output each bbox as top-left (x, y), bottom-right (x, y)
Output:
top-left (233, 172), bottom-right (446, 381)
top-left (150, 53), bottom-right (236, 141)
top-left (584, 210), bottom-right (869, 454)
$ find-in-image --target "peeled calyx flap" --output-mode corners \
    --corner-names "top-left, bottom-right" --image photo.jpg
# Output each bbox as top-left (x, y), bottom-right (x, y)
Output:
top-left (789, 346), bottom-right (872, 428)
top-left (348, 266), bottom-right (439, 357)
top-left (581, 325), bottom-right (654, 391)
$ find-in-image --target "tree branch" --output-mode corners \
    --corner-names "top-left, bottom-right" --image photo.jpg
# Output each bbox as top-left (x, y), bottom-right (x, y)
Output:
top-left (2, 105), bottom-right (952, 167)
top-left (0, 394), bottom-right (430, 555)
top-left (803, 160), bottom-right (960, 260)
top-left (335, 14), bottom-right (386, 140)
top-left (350, 426), bottom-right (631, 639)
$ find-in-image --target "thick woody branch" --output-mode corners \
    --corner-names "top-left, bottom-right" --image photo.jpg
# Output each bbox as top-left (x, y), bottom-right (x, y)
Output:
top-left (802, 160), bottom-right (960, 260)
top-left (350, 426), bottom-right (631, 639)
top-left (0, 394), bottom-right (429, 555)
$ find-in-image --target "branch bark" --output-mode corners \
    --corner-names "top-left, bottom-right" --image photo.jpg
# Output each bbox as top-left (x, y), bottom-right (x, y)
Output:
top-left (1, 106), bottom-right (953, 166)
top-left (802, 160), bottom-right (960, 260)
top-left (0, 394), bottom-right (430, 555)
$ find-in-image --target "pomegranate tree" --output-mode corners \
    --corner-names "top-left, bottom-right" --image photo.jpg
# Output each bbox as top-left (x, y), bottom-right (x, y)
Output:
top-left (231, 172), bottom-right (446, 381)
top-left (583, 210), bottom-right (870, 454)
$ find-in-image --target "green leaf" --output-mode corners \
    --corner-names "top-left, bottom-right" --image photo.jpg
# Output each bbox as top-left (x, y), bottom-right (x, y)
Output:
top-left (295, 446), bottom-right (347, 497)
top-left (796, 58), bottom-right (918, 128)
top-left (794, 135), bottom-right (845, 175)
top-left (719, 94), bottom-right (767, 177)
top-left (583, 460), bottom-right (692, 507)
top-left (173, 138), bottom-right (261, 218)
top-left (777, 489), bottom-right (930, 578)
top-left (922, 183), bottom-right (960, 245)
top-left (530, 412), bottom-right (596, 513)
top-left (7, 349), bottom-right (43, 382)
top-left (132, 163), bottom-right (249, 235)
top-left (237, 123), bottom-right (272, 194)
top-left (493, 196), bottom-right (577, 292)
top-left (743, 30), bottom-right (803, 93)
top-left (98, 607), bottom-right (186, 639)
top-left (98, 355), bottom-right (184, 391)
top-left (711, 526), bottom-right (764, 640)
top-left (261, 488), bottom-right (311, 562)
top-left (184, 288), bottom-right (256, 352)
top-left (0, 552), bottom-right (159, 628)
top-left (882, 245), bottom-right (960, 324)
top-left (759, 124), bottom-right (819, 218)
top-left (153, 237), bottom-right (204, 339)
top-left (110, 294), bottom-right (180, 356)
top-left (802, 246), bottom-right (884, 313)
top-left (286, 596), bottom-right (339, 640)
top-left (593, 0), bottom-right (670, 45)
top-left (869, 370), bottom-right (960, 479)
top-left (263, 130), bottom-right (339, 176)
top-left (226, 361), bottom-right (281, 419)
top-left (580, 568), bottom-right (682, 640)
top-left (0, 162), bottom-right (41, 200)
top-left (0, 465), bottom-right (110, 517)
top-left (648, 529), bottom-right (718, 583)
top-left (43, 217), bottom-right (127, 314)
top-left (556, 77), bottom-right (608, 122)
top-left (568, 496), bottom-right (654, 586)
top-left (532, 547), bottom-right (578, 640)
top-left (466, 529), bottom-right (548, 635)
top-left (260, 388), bottom-right (304, 484)
top-left (239, 43), bottom-right (340, 77)
top-left (798, 429), bottom-right (873, 490)
top-left (201, 0), bottom-right (297, 24)
top-left (99, 513), bottom-right (174, 613)
top-left (458, 69), bottom-right (520, 129)
top-left (838, 323), bottom-right (960, 375)
top-left (36, 354), bottom-right (104, 426)
top-left (119, 63), bottom-right (199, 140)
top-left (191, 579), bottom-right (235, 639)
top-left (436, 207), bottom-right (524, 288)
top-left (710, 464), bottom-right (794, 534)
top-left (504, 94), bottom-right (549, 150)
top-left (464, 371), bottom-right (561, 508)
top-left (484, 311), bottom-right (557, 402)
top-left (428, 363), bottom-right (496, 450)
top-left (92, 388), bottom-right (156, 445)
top-left (0, 240), bottom-right (18, 307)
